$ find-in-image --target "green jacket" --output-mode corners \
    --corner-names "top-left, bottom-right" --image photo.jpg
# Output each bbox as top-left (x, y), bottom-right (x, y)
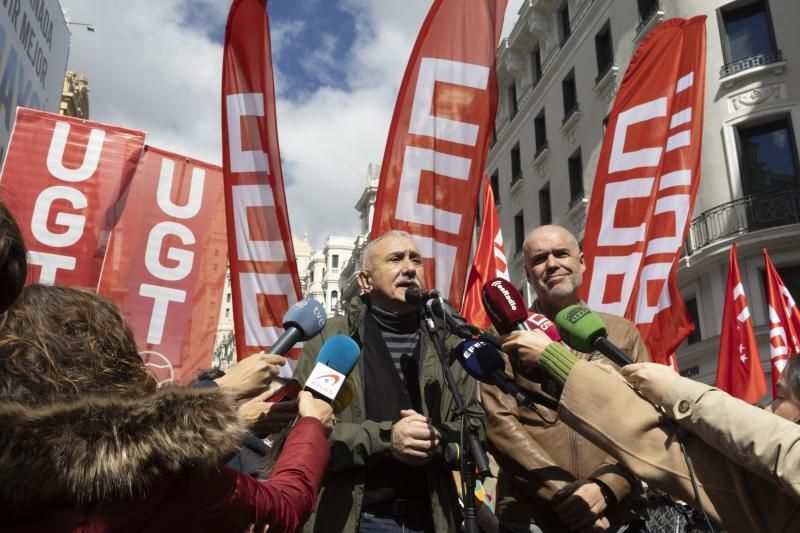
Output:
top-left (293, 296), bottom-right (485, 532)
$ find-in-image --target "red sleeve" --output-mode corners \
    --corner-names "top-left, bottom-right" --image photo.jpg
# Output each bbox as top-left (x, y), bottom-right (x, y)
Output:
top-left (232, 417), bottom-right (331, 532)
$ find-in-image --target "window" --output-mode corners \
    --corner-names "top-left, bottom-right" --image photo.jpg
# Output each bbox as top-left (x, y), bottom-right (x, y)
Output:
top-left (602, 115), bottom-right (610, 136)
top-left (720, 0), bottom-right (777, 65)
top-left (558, 2), bottom-right (571, 45)
top-left (508, 82), bottom-right (518, 119)
top-left (737, 115), bottom-right (800, 196)
top-left (568, 149), bottom-right (584, 206)
top-left (511, 142), bottom-right (522, 183)
top-left (226, 293), bottom-right (231, 303)
top-left (637, 0), bottom-right (659, 22)
top-left (330, 290), bottom-right (339, 311)
top-left (310, 270), bottom-right (314, 283)
top-left (534, 111), bottom-right (547, 155)
top-left (531, 45), bottom-right (542, 86)
top-left (490, 171), bottom-right (500, 205)
top-left (331, 254), bottom-right (339, 270)
top-left (685, 297), bottom-right (702, 345)
top-left (562, 70), bottom-right (578, 122)
top-left (595, 22), bottom-right (613, 82)
top-left (225, 308), bottom-right (231, 319)
top-left (539, 184), bottom-right (552, 225)
top-left (514, 210), bottom-right (525, 255)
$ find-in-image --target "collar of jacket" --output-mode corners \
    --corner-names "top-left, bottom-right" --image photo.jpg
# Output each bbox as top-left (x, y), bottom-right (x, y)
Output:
top-left (0, 386), bottom-right (244, 509)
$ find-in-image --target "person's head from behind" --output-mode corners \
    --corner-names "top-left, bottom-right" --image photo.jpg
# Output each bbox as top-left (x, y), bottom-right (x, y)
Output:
top-left (523, 225), bottom-right (584, 315)
top-left (358, 230), bottom-right (424, 314)
top-left (0, 284), bottom-right (156, 406)
top-left (766, 356), bottom-right (800, 423)
top-left (0, 200), bottom-right (27, 314)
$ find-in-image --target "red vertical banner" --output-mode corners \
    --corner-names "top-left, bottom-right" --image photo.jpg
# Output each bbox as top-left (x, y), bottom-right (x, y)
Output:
top-left (0, 108), bottom-right (145, 288)
top-left (222, 0), bottom-right (302, 370)
top-left (715, 244), bottom-right (767, 403)
top-left (579, 18), bottom-right (707, 364)
top-left (97, 146), bottom-right (227, 385)
top-left (462, 175), bottom-right (509, 329)
top-left (764, 249), bottom-right (800, 395)
top-left (370, 0), bottom-right (508, 306)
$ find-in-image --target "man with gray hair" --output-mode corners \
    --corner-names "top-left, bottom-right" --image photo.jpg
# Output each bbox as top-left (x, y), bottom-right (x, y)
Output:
top-left (294, 230), bottom-right (484, 533)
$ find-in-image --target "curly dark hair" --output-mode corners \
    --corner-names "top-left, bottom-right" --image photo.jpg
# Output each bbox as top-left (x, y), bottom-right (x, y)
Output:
top-left (0, 200), bottom-right (27, 313)
top-left (0, 284), bottom-right (157, 405)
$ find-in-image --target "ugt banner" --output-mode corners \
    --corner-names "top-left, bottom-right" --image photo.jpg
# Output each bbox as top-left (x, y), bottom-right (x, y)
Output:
top-left (223, 0), bottom-right (302, 373)
top-left (97, 146), bottom-right (227, 385)
top-left (371, 0), bottom-right (508, 306)
top-left (0, 108), bottom-right (145, 288)
top-left (579, 18), bottom-right (707, 364)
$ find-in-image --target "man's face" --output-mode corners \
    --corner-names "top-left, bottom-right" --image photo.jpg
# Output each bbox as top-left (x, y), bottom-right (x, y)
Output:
top-left (358, 236), bottom-right (425, 313)
top-left (524, 227), bottom-right (585, 309)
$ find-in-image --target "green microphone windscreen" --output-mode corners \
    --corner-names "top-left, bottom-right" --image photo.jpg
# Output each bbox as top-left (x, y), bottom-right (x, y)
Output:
top-left (554, 305), bottom-right (608, 353)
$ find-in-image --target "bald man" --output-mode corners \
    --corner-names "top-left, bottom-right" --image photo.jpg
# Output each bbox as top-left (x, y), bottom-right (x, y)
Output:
top-left (293, 230), bottom-right (484, 533)
top-left (482, 225), bottom-right (651, 532)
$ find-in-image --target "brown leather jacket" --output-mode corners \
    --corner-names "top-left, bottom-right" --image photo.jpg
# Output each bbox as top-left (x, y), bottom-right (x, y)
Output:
top-left (481, 308), bottom-right (650, 527)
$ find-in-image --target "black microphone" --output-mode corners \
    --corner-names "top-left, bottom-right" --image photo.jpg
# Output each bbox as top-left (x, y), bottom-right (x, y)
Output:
top-left (404, 285), bottom-right (441, 305)
top-left (269, 298), bottom-right (327, 355)
top-left (406, 286), bottom-right (500, 345)
top-left (457, 340), bottom-right (559, 411)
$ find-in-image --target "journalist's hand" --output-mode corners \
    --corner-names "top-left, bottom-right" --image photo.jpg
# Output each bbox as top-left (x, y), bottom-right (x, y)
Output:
top-left (552, 480), bottom-right (609, 531)
top-left (238, 389), bottom-right (299, 438)
top-left (390, 409), bottom-right (441, 465)
top-left (215, 352), bottom-right (286, 400)
top-left (297, 391), bottom-right (335, 436)
top-left (620, 362), bottom-right (679, 405)
top-left (500, 329), bottom-right (553, 366)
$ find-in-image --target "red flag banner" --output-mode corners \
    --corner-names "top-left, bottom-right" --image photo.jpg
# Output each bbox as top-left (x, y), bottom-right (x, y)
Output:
top-left (371, 0), bottom-right (508, 305)
top-left (462, 176), bottom-right (509, 329)
top-left (764, 249), bottom-right (800, 395)
top-left (0, 108), bottom-right (145, 287)
top-left (579, 18), bottom-right (706, 364)
top-left (97, 146), bottom-right (227, 385)
top-left (222, 0), bottom-right (302, 371)
top-left (715, 244), bottom-right (767, 403)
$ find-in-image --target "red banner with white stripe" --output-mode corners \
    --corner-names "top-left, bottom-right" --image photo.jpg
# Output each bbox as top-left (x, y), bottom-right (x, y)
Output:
top-left (579, 18), bottom-right (706, 364)
top-left (715, 244), bottom-right (767, 403)
top-left (222, 0), bottom-right (302, 371)
top-left (0, 108), bottom-right (145, 288)
top-left (97, 146), bottom-right (227, 385)
top-left (371, 0), bottom-right (508, 306)
top-left (764, 248), bottom-right (800, 396)
top-left (462, 175), bottom-right (509, 329)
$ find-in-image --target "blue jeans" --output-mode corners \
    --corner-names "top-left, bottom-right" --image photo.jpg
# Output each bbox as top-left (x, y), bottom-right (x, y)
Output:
top-left (359, 511), bottom-right (434, 533)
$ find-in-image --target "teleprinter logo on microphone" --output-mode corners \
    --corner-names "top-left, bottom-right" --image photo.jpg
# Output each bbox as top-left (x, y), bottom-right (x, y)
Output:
top-left (490, 280), bottom-right (518, 311)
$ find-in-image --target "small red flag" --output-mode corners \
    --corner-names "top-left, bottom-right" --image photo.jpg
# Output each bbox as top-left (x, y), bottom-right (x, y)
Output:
top-left (764, 249), bottom-right (800, 396)
top-left (715, 244), bottom-right (767, 403)
top-left (461, 176), bottom-right (509, 329)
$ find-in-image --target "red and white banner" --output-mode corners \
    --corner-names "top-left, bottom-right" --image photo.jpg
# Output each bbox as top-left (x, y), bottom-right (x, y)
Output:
top-left (371, 0), bottom-right (508, 306)
top-left (97, 146), bottom-right (227, 386)
top-left (462, 175), bottom-right (509, 329)
top-left (222, 0), bottom-right (302, 371)
top-left (0, 108), bottom-right (145, 288)
top-left (764, 249), bottom-right (800, 396)
top-left (715, 244), bottom-right (767, 403)
top-left (579, 18), bottom-right (706, 364)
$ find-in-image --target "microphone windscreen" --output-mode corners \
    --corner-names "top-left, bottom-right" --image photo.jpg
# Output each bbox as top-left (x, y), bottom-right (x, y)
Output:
top-left (554, 305), bottom-right (607, 353)
top-left (404, 285), bottom-right (423, 305)
top-left (456, 340), bottom-right (506, 383)
top-left (481, 278), bottom-right (528, 334)
top-left (525, 313), bottom-right (562, 342)
top-left (315, 334), bottom-right (361, 375)
top-left (283, 298), bottom-right (328, 339)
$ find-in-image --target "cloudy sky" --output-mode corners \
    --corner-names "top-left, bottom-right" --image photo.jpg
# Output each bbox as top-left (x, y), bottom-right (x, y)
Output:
top-left (60, 0), bottom-right (523, 247)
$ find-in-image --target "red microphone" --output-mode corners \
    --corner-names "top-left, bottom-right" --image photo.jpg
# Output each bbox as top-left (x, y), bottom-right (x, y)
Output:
top-left (481, 278), bottom-right (561, 341)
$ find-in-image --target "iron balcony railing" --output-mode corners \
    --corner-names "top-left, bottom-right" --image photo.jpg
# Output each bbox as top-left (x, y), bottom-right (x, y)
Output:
top-left (686, 188), bottom-right (800, 255)
top-left (720, 50), bottom-right (784, 78)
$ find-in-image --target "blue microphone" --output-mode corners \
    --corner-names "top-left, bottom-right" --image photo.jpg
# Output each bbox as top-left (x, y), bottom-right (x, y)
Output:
top-left (303, 335), bottom-right (360, 403)
top-left (269, 298), bottom-right (327, 355)
top-left (456, 340), bottom-right (558, 411)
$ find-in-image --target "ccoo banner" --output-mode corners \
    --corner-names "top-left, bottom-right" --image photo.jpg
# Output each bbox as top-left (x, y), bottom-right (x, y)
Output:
top-left (370, 0), bottom-right (508, 306)
top-left (579, 18), bottom-right (707, 364)
top-left (0, 107), bottom-right (145, 288)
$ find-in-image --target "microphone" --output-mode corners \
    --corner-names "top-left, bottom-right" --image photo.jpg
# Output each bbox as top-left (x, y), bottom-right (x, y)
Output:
top-left (303, 334), bottom-right (361, 404)
top-left (481, 278), bottom-right (561, 342)
top-left (554, 305), bottom-right (634, 367)
top-left (404, 285), bottom-right (441, 305)
top-left (406, 285), bottom-right (500, 345)
top-left (456, 340), bottom-right (559, 411)
top-left (269, 298), bottom-right (328, 355)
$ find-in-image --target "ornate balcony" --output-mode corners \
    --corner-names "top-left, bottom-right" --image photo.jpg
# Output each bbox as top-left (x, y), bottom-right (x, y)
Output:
top-left (719, 50), bottom-right (784, 79)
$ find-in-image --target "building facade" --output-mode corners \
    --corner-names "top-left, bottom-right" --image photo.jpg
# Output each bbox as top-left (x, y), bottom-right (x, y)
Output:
top-left (303, 235), bottom-right (356, 316)
top-left (488, 0), bottom-right (800, 391)
top-left (59, 71), bottom-right (90, 119)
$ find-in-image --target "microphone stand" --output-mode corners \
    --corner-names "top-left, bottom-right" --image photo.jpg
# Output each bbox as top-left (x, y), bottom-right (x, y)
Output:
top-left (422, 296), bottom-right (488, 533)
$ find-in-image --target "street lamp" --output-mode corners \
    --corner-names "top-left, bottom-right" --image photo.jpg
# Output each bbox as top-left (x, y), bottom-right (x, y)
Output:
top-left (67, 21), bottom-right (95, 32)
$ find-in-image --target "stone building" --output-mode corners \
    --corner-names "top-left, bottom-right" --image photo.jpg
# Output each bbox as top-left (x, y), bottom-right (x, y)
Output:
top-left (59, 71), bottom-right (89, 118)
